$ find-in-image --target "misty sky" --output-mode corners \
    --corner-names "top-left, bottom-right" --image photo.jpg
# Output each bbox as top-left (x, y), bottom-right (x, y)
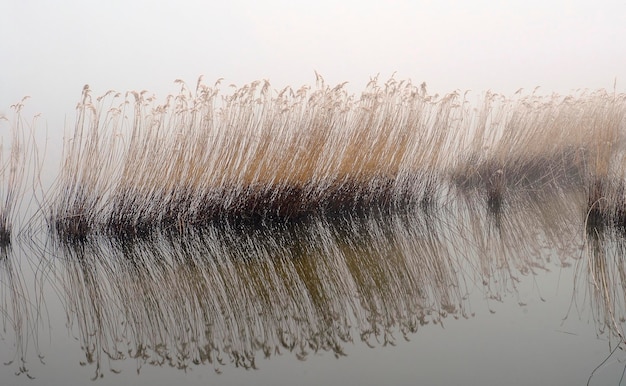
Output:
top-left (2, 0), bottom-right (626, 129)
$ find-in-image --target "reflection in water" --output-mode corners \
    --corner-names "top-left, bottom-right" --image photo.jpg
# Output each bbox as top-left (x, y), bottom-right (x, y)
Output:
top-left (0, 245), bottom-right (42, 379)
top-left (577, 225), bottom-right (626, 341)
top-left (573, 225), bottom-right (626, 383)
top-left (43, 186), bottom-right (582, 378)
top-left (56, 214), bottom-right (463, 376)
top-left (8, 182), bottom-right (626, 382)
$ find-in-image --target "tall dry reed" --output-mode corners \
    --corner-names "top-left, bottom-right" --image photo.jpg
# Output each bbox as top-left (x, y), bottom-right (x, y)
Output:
top-left (47, 76), bottom-right (626, 239)
top-left (1, 98), bottom-right (36, 245)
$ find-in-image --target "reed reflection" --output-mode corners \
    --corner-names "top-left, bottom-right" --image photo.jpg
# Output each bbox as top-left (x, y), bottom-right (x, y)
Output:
top-left (576, 224), bottom-right (626, 340)
top-left (49, 186), bottom-right (582, 378)
top-left (0, 245), bottom-right (42, 379)
top-left (568, 223), bottom-right (626, 384)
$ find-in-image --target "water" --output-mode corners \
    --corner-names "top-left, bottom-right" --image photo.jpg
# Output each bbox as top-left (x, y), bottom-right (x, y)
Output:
top-left (2, 183), bottom-right (626, 385)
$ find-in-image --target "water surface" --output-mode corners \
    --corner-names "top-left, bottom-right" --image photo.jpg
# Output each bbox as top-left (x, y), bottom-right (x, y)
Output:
top-left (2, 183), bottom-right (626, 385)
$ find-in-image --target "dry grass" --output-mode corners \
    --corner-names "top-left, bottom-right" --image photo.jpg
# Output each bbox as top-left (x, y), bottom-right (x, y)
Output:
top-left (47, 76), bottom-right (626, 239)
top-left (581, 89), bottom-right (626, 231)
top-left (452, 89), bottom-right (626, 210)
top-left (1, 98), bottom-right (37, 246)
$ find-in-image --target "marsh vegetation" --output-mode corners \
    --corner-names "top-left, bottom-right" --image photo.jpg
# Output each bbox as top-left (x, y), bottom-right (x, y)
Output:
top-left (44, 76), bottom-right (626, 240)
top-left (0, 99), bottom-right (29, 245)
top-left (3, 76), bottom-right (626, 384)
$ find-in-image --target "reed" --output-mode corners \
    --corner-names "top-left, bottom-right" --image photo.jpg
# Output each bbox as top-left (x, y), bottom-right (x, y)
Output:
top-left (451, 90), bottom-right (625, 210)
top-left (582, 90), bottom-right (626, 231)
top-left (0, 98), bottom-right (33, 246)
top-left (47, 77), bottom-right (626, 239)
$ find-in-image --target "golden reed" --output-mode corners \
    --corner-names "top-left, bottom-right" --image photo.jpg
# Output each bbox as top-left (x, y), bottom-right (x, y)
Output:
top-left (44, 75), bottom-right (626, 239)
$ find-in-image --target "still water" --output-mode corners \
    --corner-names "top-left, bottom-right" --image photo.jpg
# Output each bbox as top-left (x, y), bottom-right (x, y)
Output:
top-left (2, 183), bottom-right (626, 386)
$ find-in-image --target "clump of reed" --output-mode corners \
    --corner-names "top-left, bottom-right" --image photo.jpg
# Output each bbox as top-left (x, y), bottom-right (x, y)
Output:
top-left (48, 76), bottom-right (626, 239)
top-left (1, 98), bottom-right (35, 246)
top-left (581, 91), bottom-right (626, 231)
top-left (49, 76), bottom-right (450, 239)
top-left (450, 89), bottom-right (625, 214)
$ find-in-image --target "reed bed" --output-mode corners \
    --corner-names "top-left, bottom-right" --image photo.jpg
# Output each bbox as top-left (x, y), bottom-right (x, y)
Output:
top-left (47, 76), bottom-right (626, 239)
top-left (452, 89), bottom-right (626, 210)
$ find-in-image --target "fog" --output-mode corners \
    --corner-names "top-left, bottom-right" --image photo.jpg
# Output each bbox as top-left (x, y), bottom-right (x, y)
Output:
top-left (2, 0), bottom-right (626, 132)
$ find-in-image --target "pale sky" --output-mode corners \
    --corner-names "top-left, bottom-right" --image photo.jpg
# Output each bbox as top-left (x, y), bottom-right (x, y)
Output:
top-left (2, 0), bottom-right (626, 129)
